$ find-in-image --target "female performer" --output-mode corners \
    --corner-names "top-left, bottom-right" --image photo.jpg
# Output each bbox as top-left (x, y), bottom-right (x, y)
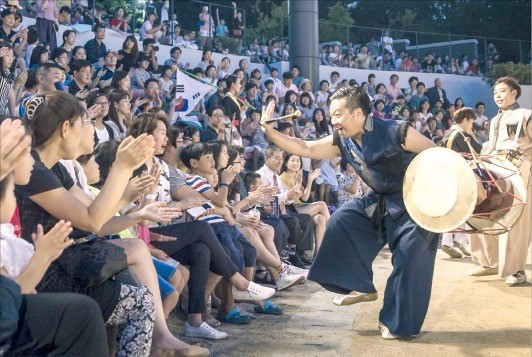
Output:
top-left (468, 77), bottom-right (531, 286)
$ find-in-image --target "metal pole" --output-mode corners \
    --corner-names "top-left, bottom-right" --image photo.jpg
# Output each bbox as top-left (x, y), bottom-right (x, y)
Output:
top-left (415, 31), bottom-right (419, 59)
top-left (208, 3), bottom-right (212, 49)
top-left (170, 0), bottom-right (174, 46)
top-left (518, 41), bottom-right (523, 63)
top-left (483, 37), bottom-right (488, 65)
top-left (346, 27), bottom-right (350, 67)
top-left (448, 35), bottom-right (452, 61)
top-left (243, 8), bottom-right (247, 54)
top-left (288, 0), bottom-right (319, 92)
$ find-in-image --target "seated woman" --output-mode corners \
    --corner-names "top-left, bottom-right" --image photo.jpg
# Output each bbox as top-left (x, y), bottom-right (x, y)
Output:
top-left (280, 154), bottom-right (330, 256)
top-left (126, 112), bottom-right (275, 331)
top-left (1, 116), bottom-right (155, 356)
top-left (14, 93), bottom-right (208, 356)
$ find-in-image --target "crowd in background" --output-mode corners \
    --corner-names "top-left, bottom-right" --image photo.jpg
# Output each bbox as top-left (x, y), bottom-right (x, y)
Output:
top-left (0, 0), bottom-right (504, 356)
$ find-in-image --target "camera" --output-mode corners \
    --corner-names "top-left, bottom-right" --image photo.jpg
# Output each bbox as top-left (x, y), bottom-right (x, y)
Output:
top-left (153, 46), bottom-right (159, 52)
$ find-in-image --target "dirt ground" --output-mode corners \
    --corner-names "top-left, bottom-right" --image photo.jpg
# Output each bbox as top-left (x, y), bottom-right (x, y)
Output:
top-left (169, 246), bottom-right (532, 357)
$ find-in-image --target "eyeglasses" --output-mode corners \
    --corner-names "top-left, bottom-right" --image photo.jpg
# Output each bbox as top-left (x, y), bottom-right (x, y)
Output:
top-left (82, 118), bottom-right (96, 126)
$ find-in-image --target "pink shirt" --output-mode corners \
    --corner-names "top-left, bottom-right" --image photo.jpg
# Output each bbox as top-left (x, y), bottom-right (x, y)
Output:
top-left (36, 0), bottom-right (58, 21)
top-left (385, 84), bottom-right (403, 101)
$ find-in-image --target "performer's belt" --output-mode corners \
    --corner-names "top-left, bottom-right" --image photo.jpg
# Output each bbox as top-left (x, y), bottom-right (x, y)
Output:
top-left (365, 194), bottom-right (387, 243)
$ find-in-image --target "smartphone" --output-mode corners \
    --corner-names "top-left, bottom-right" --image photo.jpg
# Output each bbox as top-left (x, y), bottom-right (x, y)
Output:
top-left (73, 234), bottom-right (98, 245)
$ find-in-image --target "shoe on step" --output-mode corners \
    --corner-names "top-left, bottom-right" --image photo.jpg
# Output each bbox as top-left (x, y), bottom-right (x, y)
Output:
top-left (184, 322), bottom-right (228, 340)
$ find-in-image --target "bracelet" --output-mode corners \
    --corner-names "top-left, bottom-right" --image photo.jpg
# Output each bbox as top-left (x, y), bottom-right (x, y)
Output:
top-left (144, 194), bottom-right (156, 200)
top-left (219, 183), bottom-right (230, 189)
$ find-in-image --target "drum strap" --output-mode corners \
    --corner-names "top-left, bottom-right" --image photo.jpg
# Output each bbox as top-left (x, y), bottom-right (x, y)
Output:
top-left (445, 129), bottom-right (460, 150)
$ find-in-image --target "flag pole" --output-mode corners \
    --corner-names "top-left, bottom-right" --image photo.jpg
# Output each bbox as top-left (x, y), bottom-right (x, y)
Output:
top-left (176, 67), bottom-right (257, 111)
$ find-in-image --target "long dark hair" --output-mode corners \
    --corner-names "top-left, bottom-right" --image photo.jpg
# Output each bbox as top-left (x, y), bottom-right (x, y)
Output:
top-left (26, 91), bottom-right (86, 148)
top-left (29, 45), bottom-right (49, 69)
top-left (0, 42), bottom-right (16, 78)
top-left (206, 140), bottom-right (227, 170)
top-left (69, 46), bottom-right (85, 65)
top-left (312, 107), bottom-right (329, 136)
top-left (122, 35), bottom-right (139, 63)
top-left (110, 70), bottom-right (129, 90)
top-left (61, 29), bottom-right (75, 47)
top-left (107, 89), bottom-right (130, 133)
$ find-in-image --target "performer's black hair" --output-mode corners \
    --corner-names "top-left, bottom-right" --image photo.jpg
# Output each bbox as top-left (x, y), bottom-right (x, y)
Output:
top-left (329, 86), bottom-right (372, 116)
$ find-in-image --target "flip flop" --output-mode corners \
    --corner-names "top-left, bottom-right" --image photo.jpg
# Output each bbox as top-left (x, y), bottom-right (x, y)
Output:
top-left (218, 308), bottom-right (252, 325)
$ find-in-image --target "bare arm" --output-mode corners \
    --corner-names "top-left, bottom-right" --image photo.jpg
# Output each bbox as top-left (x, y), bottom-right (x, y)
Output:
top-left (261, 101), bottom-right (340, 159)
top-left (401, 126), bottom-right (437, 154)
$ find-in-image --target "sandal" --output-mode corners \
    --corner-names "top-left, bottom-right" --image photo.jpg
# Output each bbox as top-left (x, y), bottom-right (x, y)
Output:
top-left (217, 308), bottom-right (252, 325)
top-left (253, 300), bottom-right (284, 315)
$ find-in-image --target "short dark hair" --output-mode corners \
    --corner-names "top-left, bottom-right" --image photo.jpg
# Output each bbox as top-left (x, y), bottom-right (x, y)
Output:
top-left (143, 38), bottom-right (156, 47)
top-left (368, 73), bottom-right (376, 80)
top-left (70, 59), bottom-right (92, 75)
top-left (51, 47), bottom-right (68, 61)
top-left (180, 142), bottom-right (212, 169)
top-left (170, 46), bottom-right (182, 55)
top-left (144, 78), bottom-right (159, 88)
top-left (245, 82), bottom-right (257, 92)
top-left (331, 71), bottom-right (340, 77)
top-left (329, 86), bottom-right (372, 115)
top-left (243, 172), bottom-right (261, 191)
top-left (453, 107), bottom-right (475, 124)
top-left (416, 82), bottom-right (425, 89)
top-left (291, 65), bottom-right (300, 71)
top-left (94, 22), bottom-right (106, 32)
top-left (408, 76), bottom-right (418, 84)
top-left (282, 71), bottom-right (293, 79)
top-left (127, 112), bottom-right (168, 138)
top-left (264, 79), bottom-right (274, 87)
top-left (475, 102), bottom-right (485, 108)
top-left (60, 6), bottom-right (70, 13)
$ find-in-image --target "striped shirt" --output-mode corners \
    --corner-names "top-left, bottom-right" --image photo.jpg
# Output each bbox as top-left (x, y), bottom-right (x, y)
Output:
top-left (185, 175), bottom-right (225, 224)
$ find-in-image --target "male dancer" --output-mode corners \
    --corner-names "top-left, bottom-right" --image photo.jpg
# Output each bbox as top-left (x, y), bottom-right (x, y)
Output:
top-left (260, 86), bottom-right (440, 339)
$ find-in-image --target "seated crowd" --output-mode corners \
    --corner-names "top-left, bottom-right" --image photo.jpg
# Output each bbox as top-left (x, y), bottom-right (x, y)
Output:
top-left (0, 2), bottom-right (494, 356)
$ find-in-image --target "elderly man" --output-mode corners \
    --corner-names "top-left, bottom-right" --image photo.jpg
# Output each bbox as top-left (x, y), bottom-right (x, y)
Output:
top-left (425, 78), bottom-right (451, 109)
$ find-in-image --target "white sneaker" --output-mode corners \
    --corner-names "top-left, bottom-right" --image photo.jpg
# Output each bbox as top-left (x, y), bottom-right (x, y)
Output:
top-left (184, 322), bottom-right (228, 340)
top-left (378, 322), bottom-right (398, 340)
top-left (232, 281), bottom-right (276, 302)
top-left (505, 272), bottom-right (527, 286)
top-left (275, 269), bottom-right (305, 291)
top-left (285, 264), bottom-right (309, 278)
top-left (332, 291), bottom-right (378, 306)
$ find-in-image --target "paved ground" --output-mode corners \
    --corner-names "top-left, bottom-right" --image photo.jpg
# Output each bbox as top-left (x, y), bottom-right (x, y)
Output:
top-left (169, 247), bottom-right (532, 357)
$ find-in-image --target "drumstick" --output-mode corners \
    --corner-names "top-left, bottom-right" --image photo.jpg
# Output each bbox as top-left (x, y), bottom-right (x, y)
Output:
top-left (461, 134), bottom-right (504, 193)
top-left (263, 110), bottom-right (302, 124)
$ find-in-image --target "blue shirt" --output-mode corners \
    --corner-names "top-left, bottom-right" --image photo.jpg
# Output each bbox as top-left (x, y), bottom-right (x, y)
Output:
top-left (332, 116), bottom-right (415, 220)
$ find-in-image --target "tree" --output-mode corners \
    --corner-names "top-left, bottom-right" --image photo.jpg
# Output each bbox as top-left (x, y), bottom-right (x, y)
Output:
top-left (319, 2), bottom-right (354, 44)
top-left (483, 62), bottom-right (531, 86)
top-left (245, 0), bottom-right (288, 42)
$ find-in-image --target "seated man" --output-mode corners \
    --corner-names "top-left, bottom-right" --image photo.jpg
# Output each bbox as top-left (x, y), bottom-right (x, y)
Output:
top-left (256, 146), bottom-right (315, 267)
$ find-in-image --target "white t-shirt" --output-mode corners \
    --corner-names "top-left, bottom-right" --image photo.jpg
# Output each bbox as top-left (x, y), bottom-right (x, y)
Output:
top-left (381, 36), bottom-right (393, 52)
top-left (475, 114), bottom-right (488, 126)
top-left (141, 20), bottom-right (154, 40)
top-left (0, 223), bottom-right (34, 278)
top-left (95, 125), bottom-right (111, 145)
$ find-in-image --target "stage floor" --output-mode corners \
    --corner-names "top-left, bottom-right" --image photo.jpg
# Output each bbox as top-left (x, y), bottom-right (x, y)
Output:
top-left (168, 246), bottom-right (532, 357)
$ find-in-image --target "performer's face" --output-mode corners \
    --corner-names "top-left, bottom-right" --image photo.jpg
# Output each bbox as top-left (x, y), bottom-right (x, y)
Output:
top-left (493, 83), bottom-right (517, 110)
top-left (329, 98), bottom-right (365, 139)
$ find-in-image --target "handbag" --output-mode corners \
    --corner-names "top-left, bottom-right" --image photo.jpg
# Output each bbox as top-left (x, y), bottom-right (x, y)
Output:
top-left (56, 237), bottom-right (128, 287)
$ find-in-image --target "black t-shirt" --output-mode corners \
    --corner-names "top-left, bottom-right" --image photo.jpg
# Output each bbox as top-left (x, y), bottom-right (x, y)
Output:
top-left (442, 129), bottom-right (482, 154)
top-left (117, 50), bottom-right (138, 72)
top-left (15, 151), bottom-right (89, 242)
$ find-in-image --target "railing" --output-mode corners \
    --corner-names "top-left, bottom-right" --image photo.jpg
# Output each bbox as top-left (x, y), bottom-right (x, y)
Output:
top-left (315, 20), bottom-right (531, 68)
